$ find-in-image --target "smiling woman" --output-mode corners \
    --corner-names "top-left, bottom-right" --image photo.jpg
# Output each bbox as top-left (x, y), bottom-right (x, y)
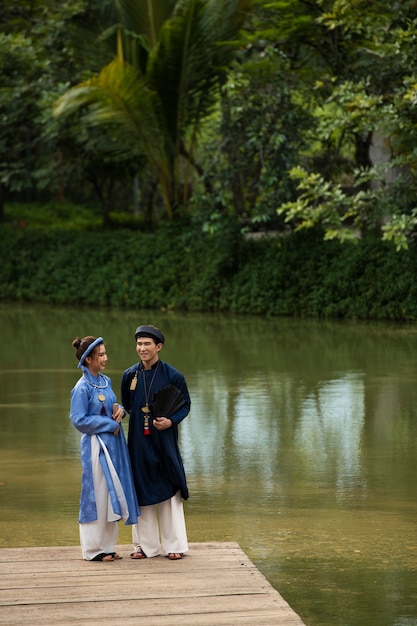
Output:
top-left (1, 304), bottom-right (417, 626)
top-left (69, 334), bottom-right (139, 562)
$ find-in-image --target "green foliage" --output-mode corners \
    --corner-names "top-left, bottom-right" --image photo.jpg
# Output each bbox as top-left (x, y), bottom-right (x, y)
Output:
top-left (0, 0), bottom-right (116, 217)
top-left (54, 0), bottom-right (253, 220)
top-left (4, 0), bottom-right (417, 250)
top-left (221, 229), bottom-right (417, 320)
top-left (2, 213), bottom-right (417, 321)
top-left (277, 166), bottom-right (379, 241)
top-left (0, 32), bottom-right (49, 193)
top-left (4, 202), bottom-right (102, 231)
top-left (189, 46), bottom-right (309, 228)
top-left (270, 1), bottom-right (417, 248)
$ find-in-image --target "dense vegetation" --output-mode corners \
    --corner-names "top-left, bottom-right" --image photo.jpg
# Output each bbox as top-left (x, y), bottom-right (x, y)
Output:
top-left (2, 203), bottom-right (417, 320)
top-left (2, 1), bottom-right (417, 319)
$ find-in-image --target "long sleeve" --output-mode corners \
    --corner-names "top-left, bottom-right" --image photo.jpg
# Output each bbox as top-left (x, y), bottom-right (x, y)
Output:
top-left (121, 359), bottom-right (190, 505)
top-left (70, 380), bottom-right (118, 435)
top-left (70, 373), bottom-right (139, 524)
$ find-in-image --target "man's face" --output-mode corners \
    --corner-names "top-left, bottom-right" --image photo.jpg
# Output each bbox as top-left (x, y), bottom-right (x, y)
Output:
top-left (136, 336), bottom-right (162, 367)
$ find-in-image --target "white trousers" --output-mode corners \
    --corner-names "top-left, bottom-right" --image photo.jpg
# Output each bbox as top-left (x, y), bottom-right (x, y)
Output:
top-left (79, 436), bottom-right (120, 561)
top-left (132, 491), bottom-right (188, 557)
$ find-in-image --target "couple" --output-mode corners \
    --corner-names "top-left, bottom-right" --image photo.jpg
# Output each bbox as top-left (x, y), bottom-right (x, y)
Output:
top-left (70, 325), bottom-right (190, 562)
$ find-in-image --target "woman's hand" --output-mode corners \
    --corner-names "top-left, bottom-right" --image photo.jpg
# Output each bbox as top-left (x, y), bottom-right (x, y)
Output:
top-left (112, 403), bottom-right (125, 423)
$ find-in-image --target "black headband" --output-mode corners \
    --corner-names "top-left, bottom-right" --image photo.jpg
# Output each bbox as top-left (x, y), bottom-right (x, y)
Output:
top-left (135, 325), bottom-right (165, 344)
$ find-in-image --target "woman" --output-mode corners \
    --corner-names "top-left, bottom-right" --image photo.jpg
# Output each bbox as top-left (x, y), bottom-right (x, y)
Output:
top-left (70, 335), bottom-right (140, 561)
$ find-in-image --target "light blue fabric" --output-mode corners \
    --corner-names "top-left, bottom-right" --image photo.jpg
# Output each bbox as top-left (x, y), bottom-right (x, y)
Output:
top-left (70, 367), bottom-right (140, 524)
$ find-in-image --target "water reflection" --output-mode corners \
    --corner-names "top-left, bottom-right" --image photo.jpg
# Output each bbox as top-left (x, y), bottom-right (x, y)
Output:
top-left (297, 374), bottom-right (365, 495)
top-left (1, 304), bottom-right (417, 626)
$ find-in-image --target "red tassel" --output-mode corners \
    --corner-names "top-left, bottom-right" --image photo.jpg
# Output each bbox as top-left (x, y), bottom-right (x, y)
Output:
top-left (144, 426), bottom-right (150, 435)
top-left (100, 404), bottom-right (106, 416)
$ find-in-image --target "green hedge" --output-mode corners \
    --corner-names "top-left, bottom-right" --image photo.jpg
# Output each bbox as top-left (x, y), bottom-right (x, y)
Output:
top-left (1, 223), bottom-right (417, 319)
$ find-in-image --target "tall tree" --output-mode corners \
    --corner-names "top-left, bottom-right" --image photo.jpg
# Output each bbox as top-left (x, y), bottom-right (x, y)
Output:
top-left (261, 0), bottom-right (417, 248)
top-left (54, 0), bottom-right (253, 220)
top-left (0, 0), bottom-right (113, 221)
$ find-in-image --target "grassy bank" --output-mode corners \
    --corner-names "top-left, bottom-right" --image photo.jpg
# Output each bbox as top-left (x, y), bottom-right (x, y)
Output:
top-left (2, 205), bottom-right (417, 319)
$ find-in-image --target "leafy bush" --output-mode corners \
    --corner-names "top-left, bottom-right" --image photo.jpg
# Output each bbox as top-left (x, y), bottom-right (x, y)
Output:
top-left (1, 219), bottom-right (417, 320)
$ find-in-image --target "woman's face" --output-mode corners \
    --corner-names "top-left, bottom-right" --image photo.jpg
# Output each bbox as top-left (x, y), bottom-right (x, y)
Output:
top-left (86, 343), bottom-right (107, 375)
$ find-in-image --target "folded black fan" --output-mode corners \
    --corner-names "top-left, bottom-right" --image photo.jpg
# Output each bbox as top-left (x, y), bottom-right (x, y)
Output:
top-left (150, 384), bottom-right (186, 417)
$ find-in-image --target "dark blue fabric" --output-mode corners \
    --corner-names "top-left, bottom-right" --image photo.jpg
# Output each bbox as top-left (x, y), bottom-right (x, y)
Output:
top-left (121, 360), bottom-right (191, 506)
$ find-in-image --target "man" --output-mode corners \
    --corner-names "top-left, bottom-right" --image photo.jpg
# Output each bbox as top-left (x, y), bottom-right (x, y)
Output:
top-left (121, 324), bottom-right (191, 560)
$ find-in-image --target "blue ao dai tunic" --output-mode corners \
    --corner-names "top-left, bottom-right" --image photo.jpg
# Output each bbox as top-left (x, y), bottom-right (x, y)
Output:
top-left (70, 368), bottom-right (140, 524)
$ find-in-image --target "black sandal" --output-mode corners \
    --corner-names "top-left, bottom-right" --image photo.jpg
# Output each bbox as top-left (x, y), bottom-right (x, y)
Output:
top-left (91, 552), bottom-right (114, 561)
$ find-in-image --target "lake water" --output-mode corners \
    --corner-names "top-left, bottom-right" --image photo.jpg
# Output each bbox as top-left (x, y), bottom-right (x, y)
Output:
top-left (0, 303), bottom-right (416, 626)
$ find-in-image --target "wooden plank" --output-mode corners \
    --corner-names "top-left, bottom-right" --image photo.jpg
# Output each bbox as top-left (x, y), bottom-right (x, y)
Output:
top-left (0, 543), bottom-right (305, 625)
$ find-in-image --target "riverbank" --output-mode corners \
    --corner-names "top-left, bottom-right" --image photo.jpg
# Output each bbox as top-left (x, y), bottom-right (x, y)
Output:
top-left (1, 218), bottom-right (417, 319)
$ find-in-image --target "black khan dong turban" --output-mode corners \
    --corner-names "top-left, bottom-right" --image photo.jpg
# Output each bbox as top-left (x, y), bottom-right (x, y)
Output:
top-left (135, 325), bottom-right (165, 344)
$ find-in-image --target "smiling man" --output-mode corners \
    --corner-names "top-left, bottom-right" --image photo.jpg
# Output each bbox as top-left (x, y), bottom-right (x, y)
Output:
top-left (121, 324), bottom-right (191, 561)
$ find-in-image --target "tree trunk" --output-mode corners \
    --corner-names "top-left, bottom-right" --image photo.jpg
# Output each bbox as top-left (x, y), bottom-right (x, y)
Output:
top-left (0, 182), bottom-right (4, 223)
top-left (369, 132), bottom-right (407, 188)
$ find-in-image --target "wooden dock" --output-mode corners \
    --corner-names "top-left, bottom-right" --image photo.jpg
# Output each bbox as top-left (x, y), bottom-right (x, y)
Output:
top-left (0, 542), bottom-right (305, 625)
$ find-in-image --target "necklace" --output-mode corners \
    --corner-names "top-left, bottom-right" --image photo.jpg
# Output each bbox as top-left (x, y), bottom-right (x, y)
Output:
top-left (141, 362), bottom-right (160, 435)
top-left (83, 373), bottom-right (108, 390)
top-left (83, 373), bottom-right (109, 414)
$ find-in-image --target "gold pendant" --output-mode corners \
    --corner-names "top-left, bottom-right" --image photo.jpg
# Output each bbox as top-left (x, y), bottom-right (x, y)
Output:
top-left (98, 394), bottom-right (105, 402)
top-left (141, 406), bottom-right (150, 413)
top-left (130, 374), bottom-right (137, 391)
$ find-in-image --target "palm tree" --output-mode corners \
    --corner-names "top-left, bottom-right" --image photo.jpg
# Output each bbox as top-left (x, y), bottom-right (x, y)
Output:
top-left (54, 0), bottom-right (252, 220)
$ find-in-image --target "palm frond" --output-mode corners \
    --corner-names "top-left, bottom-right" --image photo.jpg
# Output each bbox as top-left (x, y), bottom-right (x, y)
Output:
top-left (148, 0), bottom-right (252, 141)
top-left (113, 0), bottom-right (178, 51)
top-left (53, 0), bottom-right (254, 218)
top-left (54, 59), bottom-right (169, 177)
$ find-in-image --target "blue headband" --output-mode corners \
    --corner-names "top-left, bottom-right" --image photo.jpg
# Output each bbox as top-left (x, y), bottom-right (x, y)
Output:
top-left (77, 336), bottom-right (104, 368)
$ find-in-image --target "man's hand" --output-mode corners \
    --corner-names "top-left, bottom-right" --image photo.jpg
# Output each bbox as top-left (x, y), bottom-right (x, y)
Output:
top-left (153, 417), bottom-right (172, 430)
